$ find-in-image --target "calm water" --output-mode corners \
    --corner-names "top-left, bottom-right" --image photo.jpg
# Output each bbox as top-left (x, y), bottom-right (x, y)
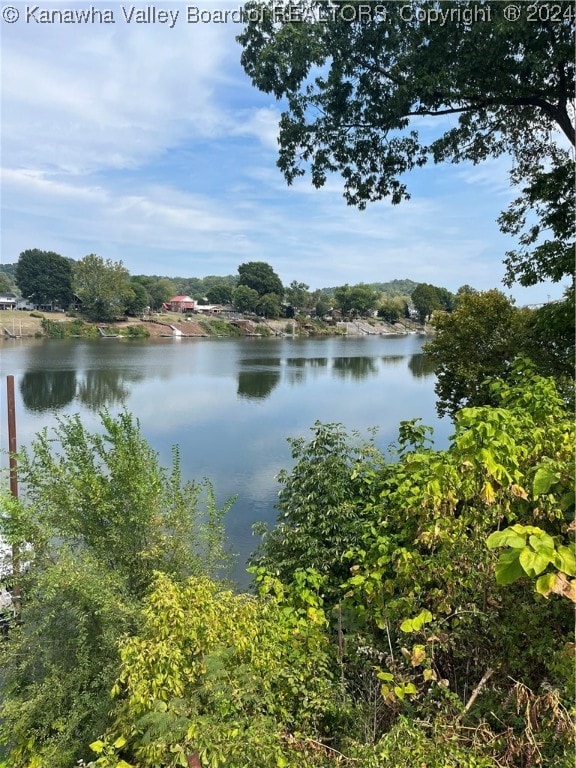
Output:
top-left (0, 335), bottom-right (449, 587)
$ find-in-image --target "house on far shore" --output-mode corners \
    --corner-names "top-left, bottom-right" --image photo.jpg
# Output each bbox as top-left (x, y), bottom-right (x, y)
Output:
top-left (0, 294), bottom-right (37, 311)
top-left (164, 295), bottom-right (196, 313)
top-left (0, 294), bottom-right (17, 310)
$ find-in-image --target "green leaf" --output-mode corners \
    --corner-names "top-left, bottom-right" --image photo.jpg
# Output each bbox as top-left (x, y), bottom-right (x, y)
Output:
top-left (528, 531), bottom-right (555, 554)
top-left (495, 548), bottom-right (524, 585)
top-left (533, 465), bottom-right (557, 496)
top-left (519, 546), bottom-right (550, 577)
top-left (557, 545), bottom-right (576, 577)
top-left (400, 618), bottom-right (414, 632)
top-left (89, 740), bottom-right (105, 754)
top-left (487, 528), bottom-right (526, 549)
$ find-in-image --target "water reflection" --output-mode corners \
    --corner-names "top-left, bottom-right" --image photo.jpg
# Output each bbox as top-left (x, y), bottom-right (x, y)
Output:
top-left (20, 370), bottom-right (77, 412)
top-left (332, 356), bottom-right (379, 380)
top-left (14, 340), bottom-right (435, 414)
top-left (408, 353), bottom-right (436, 378)
top-left (77, 369), bottom-right (143, 410)
top-left (237, 371), bottom-right (281, 399)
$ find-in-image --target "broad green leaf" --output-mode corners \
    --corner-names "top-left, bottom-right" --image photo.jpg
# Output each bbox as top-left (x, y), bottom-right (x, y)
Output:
top-left (519, 546), bottom-right (550, 577)
top-left (533, 465), bottom-right (557, 496)
top-left (400, 618), bottom-right (414, 632)
top-left (529, 531), bottom-right (555, 554)
top-left (495, 548), bottom-right (524, 585)
top-left (487, 529), bottom-right (525, 549)
top-left (557, 545), bottom-right (576, 576)
top-left (400, 609), bottom-right (433, 633)
top-left (412, 609), bottom-right (433, 630)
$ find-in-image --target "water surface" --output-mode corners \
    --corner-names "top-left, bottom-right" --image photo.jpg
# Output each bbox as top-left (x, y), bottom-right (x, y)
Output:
top-left (1, 335), bottom-right (447, 586)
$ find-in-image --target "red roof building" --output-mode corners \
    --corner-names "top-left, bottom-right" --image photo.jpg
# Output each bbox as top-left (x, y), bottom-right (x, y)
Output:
top-left (165, 295), bottom-right (196, 313)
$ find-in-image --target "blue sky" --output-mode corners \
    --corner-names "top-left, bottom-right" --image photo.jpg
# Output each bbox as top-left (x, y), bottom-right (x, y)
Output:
top-left (0, 2), bottom-right (566, 303)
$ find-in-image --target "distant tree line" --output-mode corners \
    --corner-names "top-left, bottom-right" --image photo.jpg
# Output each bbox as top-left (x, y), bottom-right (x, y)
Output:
top-left (2, 252), bottom-right (465, 324)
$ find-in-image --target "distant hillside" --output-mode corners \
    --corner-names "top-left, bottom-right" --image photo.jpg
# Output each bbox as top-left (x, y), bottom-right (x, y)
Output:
top-left (0, 263), bottom-right (17, 279)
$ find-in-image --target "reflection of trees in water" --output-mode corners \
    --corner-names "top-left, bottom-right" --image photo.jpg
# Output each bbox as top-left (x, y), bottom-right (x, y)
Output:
top-left (237, 371), bottom-right (281, 399)
top-left (20, 371), bottom-right (77, 412)
top-left (332, 356), bottom-right (378, 380)
top-left (19, 367), bottom-right (144, 413)
top-left (408, 353), bottom-right (436, 379)
top-left (77, 369), bottom-right (143, 411)
top-left (240, 357), bottom-right (281, 368)
top-left (380, 355), bottom-right (404, 366)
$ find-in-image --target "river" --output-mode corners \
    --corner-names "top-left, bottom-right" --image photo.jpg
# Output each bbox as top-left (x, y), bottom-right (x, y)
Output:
top-left (0, 334), bottom-right (449, 587)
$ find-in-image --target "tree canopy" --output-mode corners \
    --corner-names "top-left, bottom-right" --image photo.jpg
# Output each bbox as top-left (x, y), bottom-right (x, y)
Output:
top-left (237, 261), bottom-right (284, 298)
top-left (239, 3), bottom-right (574, 290)
top-left (239, 3), bottom-right (574, 205)
top-left (74, 254), bottom-right (133, 321)
top-left (15, 249), bottom-right (74, 307)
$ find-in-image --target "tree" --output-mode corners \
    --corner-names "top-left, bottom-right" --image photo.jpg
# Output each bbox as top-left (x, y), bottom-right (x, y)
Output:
top-left (250, 422), bottom-right (385, 602)
top-left (251, 366), bottom-right (573, 766)
top-left (378, 296), bottom-right (407, 323)
top-left (74, 254), bottom-right (133, 321)
top-left (147, 277), bottom-right (176, 310)
top-left (285, 280), bottom-right (310, 311)
top-left (500, 150), bottom-right (574, 288)
top-left (125, 279), bottom-right (149, 316)
top-left (411, 283), bottom-right (442, 324)
top-left (314, 297), bottom-right (330, 318)
top-left (87, 573), bottom-right (343, 768)
top-left (206, 282), bottom-right (233, 304)
top-left (232, 284), bottom-right (260, 313)
top-left (0, 271), bottom-right (15, 293)
top-left (257, 292), bottom-right (282, 318)
top-left (0, 411), bottom-right (230, 767)
top-left (238, 261), bottom-right (284, 298)
top-left (239, 6), bottom-right (574, 291)
top-left (334, 283), bottom-right (379, 317)
top-left (239, 5), bottom-right (573, 207)
top-left (423, 290), bottom-right (530, 416)
top-left (15, 249), bottom-right (74, 307)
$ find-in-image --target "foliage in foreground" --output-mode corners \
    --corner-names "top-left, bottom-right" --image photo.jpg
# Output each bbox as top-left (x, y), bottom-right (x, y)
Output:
top-left (0, 411), bottom-right (232, 768)
top-left (252, 361), bottom-right (574, 767)
top-left (1, 364), bottom-right (574, 768)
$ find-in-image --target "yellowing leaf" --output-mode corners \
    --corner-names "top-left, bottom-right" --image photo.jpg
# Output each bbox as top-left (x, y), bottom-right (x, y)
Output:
top-left (510, 484), bottom-right (528, 500)
top-left (423, 668), bottom-right (438, 682)
top-left (89, 740), bottom-right (105, 754)
top-left (410, 644), bottom-right (426, 666)
top-left (481, 481), bottom-right (496, 505)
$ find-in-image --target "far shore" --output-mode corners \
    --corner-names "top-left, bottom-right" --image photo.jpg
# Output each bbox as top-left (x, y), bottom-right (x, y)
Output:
top-left (0, 309), bottom-right (428, 341)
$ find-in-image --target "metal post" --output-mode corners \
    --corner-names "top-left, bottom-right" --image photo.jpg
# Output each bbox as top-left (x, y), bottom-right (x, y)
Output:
top-left (7, 375), bottom-right (18, 498)
top-left (6, 375), bottom-right (20, 616)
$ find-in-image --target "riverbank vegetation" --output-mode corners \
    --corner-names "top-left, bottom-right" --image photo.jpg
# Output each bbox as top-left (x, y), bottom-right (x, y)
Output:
top-left (0, 362), bottom-right (573, 768)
